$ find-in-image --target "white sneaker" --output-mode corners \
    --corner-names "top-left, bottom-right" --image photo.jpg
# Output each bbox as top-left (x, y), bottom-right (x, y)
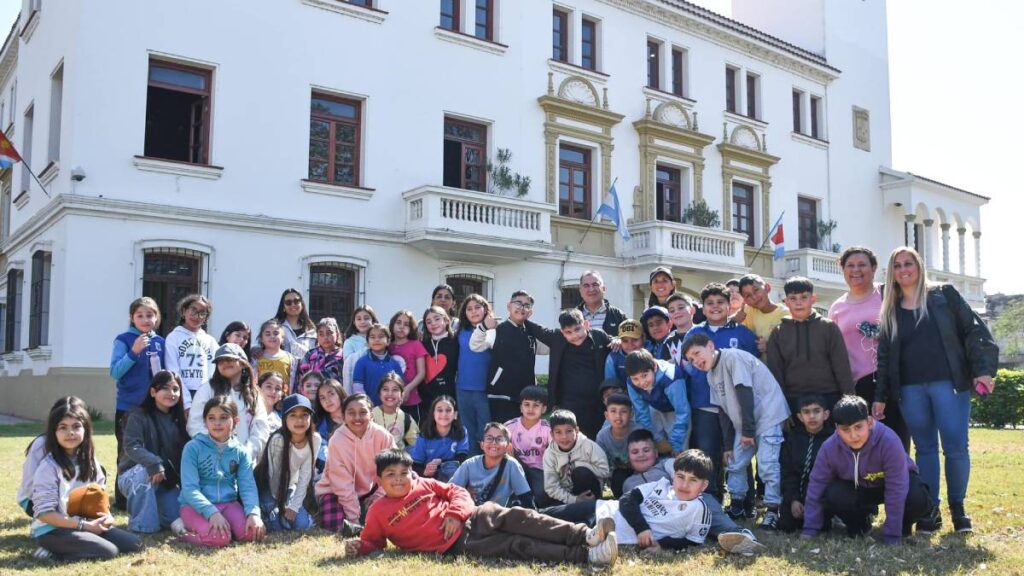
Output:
top-left (586, 517), bottom-right (615, 547)
top-left (718, 529), bottom-right (766, 556)
top-left (33, 547), bottom-right (53, 560)
top-left (170, 517), bottom-right (187, 535)
top-left (587, 531), bottom-right (618, 566)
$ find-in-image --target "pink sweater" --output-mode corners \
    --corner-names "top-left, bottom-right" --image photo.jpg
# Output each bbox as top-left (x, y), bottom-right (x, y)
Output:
top-left (314, 422), bottom-right (396, 520)
top-left (828, 287), bottom-right (883, 382)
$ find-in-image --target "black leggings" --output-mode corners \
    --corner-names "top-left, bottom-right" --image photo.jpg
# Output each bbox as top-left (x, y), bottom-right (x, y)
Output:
top-left (38, 527), bottom-right (142, 561)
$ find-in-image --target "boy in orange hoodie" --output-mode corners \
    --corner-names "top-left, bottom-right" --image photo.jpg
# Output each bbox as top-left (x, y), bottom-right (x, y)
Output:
top-left (346, 449), bottom-right (618, 566)
top-left (314, 394), bottom-right (396, 533)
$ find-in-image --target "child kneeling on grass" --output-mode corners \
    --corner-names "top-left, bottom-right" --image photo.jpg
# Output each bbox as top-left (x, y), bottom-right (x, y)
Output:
top-left (800, 395), bottom-right (931, 544)
top-left (544, 449), bottom-right (765, 556)
top-left (345, 449), bottom-right (619, 566)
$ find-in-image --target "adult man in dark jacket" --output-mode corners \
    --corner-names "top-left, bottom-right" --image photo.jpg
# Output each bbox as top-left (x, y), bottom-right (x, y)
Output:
top-left (576, 270), bottom-right (627, 337)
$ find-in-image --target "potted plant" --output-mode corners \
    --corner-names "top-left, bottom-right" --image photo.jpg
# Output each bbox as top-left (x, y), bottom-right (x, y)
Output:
top-left (682, 198), bottom-right (721, 228)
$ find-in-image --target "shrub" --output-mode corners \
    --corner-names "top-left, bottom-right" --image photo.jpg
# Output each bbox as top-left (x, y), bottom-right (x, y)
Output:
top-left (972, 369), bottom-right (1024, 428)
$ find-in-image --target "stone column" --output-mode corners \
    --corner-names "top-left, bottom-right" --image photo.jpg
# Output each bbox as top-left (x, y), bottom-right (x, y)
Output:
top-left (940, 223), bottom-right (951, 272)
top-left (922, 219), bottom-right (934, 270)
top-left (957, 227), bottom-right (967, 275)
top-left (973, 231), bottom-right (982, 277)
top-left (904, 214), bottom-right (917, 249)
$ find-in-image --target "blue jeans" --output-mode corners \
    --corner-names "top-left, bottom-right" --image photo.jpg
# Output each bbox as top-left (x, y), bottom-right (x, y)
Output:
top-left (898, 380), bottom-right (971, 506)
top-left (260, 491), bottom-right (316, 531)
top-left (726, 423), bottom-right (783, 506)
top-left (690, 409), bottom-right (724, 498)
top-left (457, 389), bottom-right (491, 456)
top-left (116, 464), bottom-right (180, 533)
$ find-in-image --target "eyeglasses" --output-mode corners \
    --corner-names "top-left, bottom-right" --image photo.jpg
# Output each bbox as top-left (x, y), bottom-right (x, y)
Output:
top-left (284, 298), bottom-right (302, 306)
top-left (510, 301), bottom-right (533, 310)
top-left (482, 436), bottom-right (509, 445)
top-left (187, 308), bottom-right (209, 319)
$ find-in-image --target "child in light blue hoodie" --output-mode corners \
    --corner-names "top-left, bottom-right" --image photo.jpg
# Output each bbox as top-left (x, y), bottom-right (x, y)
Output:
top-left (623, 349), bottom-right (691, 456)
top-left (178, 396), bottom-right (265, 547)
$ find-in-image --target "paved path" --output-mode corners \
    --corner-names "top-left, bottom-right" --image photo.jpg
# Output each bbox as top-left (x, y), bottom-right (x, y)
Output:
top-left (0, 413), bottom-right (33, 425)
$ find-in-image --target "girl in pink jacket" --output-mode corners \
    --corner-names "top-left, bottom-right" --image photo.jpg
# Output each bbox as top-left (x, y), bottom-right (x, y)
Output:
top-left (314, 393), bottom-right (395, 532)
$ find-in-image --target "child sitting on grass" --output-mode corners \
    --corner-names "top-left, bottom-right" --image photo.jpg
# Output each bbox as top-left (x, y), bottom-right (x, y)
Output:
top-left (450, 422), bottom-right (535, 508)
top-left (801, 395), bottom-right (931, 544)
top-left (778, 394), bottom-right (835, 533)
top-left (346, 449), bottom-right (619, 566)
top-left (543, 410), bottom-right (611, 505)
top-left (596, 393), bottom-right (639, 498)
top-left (505, 386), bottom-right (551, 506)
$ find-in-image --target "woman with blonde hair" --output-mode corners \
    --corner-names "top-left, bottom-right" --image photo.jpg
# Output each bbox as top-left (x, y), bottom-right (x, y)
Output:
top-left (873, 247), bottom-right (998, 535)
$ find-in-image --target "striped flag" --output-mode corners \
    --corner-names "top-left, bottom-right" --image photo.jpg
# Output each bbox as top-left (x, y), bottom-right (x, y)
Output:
top-left (0, 131), bottom-right (22, 169)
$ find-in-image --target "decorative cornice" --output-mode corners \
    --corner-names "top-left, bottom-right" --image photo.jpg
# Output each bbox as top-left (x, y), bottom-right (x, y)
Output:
top-left (301, 178), bottom-right (375, 200)
top-left (433, 27), bottom-right (508, 56)
top-left (597, 0), bottom-right (840, 83)
top-left (717, 142), bottom-right (780, 168)
top-left (133, 156), bottom-right (224, 180)
top-left (537, 95), bottom-right (625, 128)
top-left (299, 0), bottom-right (388, 24)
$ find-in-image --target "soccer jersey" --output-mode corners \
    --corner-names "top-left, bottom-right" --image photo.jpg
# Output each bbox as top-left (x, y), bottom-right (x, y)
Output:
top-left (594, 477), bottom-right (712, 545)
top-left (505, 417), bottom-right (550, 470)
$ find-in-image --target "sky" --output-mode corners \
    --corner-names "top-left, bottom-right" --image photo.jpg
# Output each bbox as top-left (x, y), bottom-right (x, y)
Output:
top-left (0, 1), bottom-right (1019, 295)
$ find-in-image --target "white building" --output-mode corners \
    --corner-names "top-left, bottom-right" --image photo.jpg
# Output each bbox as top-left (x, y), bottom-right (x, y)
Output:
top-left (0, 0), bottom-right (989, 419)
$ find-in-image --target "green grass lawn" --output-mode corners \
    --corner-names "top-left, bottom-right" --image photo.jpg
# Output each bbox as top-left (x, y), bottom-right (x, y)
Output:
top-left (1, 421), bottom-right (1022, 575)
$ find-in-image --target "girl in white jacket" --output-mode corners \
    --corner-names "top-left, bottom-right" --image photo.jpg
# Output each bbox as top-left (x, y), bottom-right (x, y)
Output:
top-left (163, 294), bottom-right (219, 409)
top-left (187, 343), bottom-right (270, 462)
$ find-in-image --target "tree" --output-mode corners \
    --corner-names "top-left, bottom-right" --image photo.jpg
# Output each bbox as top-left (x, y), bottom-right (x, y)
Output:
top-left (992, 300), bottom-right (1024, 358)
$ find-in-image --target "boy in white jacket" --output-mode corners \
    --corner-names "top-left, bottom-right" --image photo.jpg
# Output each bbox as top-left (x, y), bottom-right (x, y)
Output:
top-left (543, 409), bottom-right (610, 504)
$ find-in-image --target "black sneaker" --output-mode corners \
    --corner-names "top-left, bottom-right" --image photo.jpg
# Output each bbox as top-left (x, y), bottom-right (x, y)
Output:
top-left (950, 504), bottom-right (973, 534)
top-left (916, 505), bottom-right (943, 535)
top-left (744, 504), bottom-right (758, 520)
top-left (726, 502), bottom-right (746, 520)
top-left (759, 509), bottom-right (779, 531)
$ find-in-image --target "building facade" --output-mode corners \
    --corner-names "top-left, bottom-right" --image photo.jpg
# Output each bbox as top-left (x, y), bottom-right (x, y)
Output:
top-left (0, 0), bottom-right (989, 418)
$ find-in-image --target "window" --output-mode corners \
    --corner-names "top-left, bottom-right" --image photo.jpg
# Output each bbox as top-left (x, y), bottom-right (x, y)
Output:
top-left (443, 117), bottom-right (487, 191)
top-left (346, 0), bottom-right (372, 5)
top-left (9, 82), bottom-right (15, 126)
top-left (142, 249), bottom-right (202, 337)
top-left (308, 93), bottom-right (361, 186)
top-left (47, 64), bottom-right (62, 164)
top-left (0, 303), bottom-right (6, 353)
top-left (309, 264), bottom-right (356, 328)
top-left (656, 165), bottom-right (682, 223)
top-left (792, 90), bottom-right (803, 133)
top-left (581, 18), bottom-right (597, 70)
top-left (732, 181), bottom-right (755, 246)
top-left (552, 9), bottom-right (568, 62)
top-left (439, 0), bottom-right (459, 31)
top-left (558, 144), bottom-right (590, 219)
top-left (725, 66), bottom-right (737, 113)
top-left (1, 171), bottom-right (10, 240)
top-left (4, 268), bottom-right (22, 352)
top-left (671, 48), bottom-right (686, 97)
top-left (21, 105), bottom-right (32, 194)
top-left (646, 40), bottom-right (660, 89)
top-left (145, 60), bottom-right (212, 164)
top-left (561, 286), bottom-right (583, 310)
top-left (28, 251), bottom-right (50, 348)
top-left (474, 0), bottom-right (493, 40)
top-left (447, 274), bottom-right (486, 310)
top-left (810, 96), bottom-right (821, 139)
top-left (798, 197), bottom-right (818, 249)
top-left (745, 72), bottom-right (759, 119)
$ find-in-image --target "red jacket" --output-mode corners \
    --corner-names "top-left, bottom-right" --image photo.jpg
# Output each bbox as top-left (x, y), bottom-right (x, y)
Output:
top-left (357, 477), bottom-right (476, 556)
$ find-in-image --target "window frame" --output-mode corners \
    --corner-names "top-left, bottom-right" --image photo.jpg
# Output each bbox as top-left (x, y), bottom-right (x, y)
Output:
top-left (558, 144), bottom-right (592, 220)
top-left (308, 263), bottom-right (358, 329)
top-left (810, 95), bottom-right (821, 139)
top-left (443, 116), bottom-right (488, 192)
top-left (4, 268), bottom-right (22, 353)
top-left (20, 104), bottom-right (32, 195)
top-left (792, 89), bottom-right (803, 134)
top-left (731, 181), bottom-right (756, 247)
top-left (655, 164), bottom-right (682, 223)
top-left (797, 196), bottom-right (818, 249)
top-left (142, 248), bottom-right (204, 337)
top-left (308, 92), bottom-right (363, 187)
top-left (28, 250), bottom-right (50, 348)
top-left (745, 72), bottom-right (759, 120)
top-left (440, 0), bottom-right (460, 32)
top-left (145, 59), bottom-right (213, 165)
top-left (725, 66), bottom-right (737, 113)
top-left (47, 63), bottom-right (62, 165)
top-left (552, 8), bottom-right (569, 62)
top-left (474, 0), bottom-right (494, 41)
top-left (671, 47), bottom-right (686, 97)
top-left (581, 18), bottom-right (597, 71)
top-left (560, 286), bottom-right (584, 310)
top-left (646, 40), bottom-right (660, 90)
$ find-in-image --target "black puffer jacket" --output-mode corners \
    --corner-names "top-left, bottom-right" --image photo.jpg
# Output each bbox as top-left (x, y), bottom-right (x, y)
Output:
top-left (876, 284), bottom-right (999, 404)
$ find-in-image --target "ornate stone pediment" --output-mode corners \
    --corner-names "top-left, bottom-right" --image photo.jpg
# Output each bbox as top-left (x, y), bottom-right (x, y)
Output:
top-left (652, 101), bottom-right (691, 130)
top-left (557, 75), bottom-right (601, 107)
top-left (730, 125), bottom-right (763, 151)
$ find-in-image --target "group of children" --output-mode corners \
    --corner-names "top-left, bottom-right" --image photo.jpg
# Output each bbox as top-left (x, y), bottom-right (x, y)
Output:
top-left (17, 271), bottom-right (942, 563)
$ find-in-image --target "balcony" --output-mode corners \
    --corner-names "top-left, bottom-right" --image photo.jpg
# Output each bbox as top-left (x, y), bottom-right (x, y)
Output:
top-left (928, 268), bottom-right (986, 311)
top-left (402, 185), bottom-right (554, 263)
top-left (624, 220), bottom-right (748, 273)
top-left (783, 248), bottom-right (845, 287)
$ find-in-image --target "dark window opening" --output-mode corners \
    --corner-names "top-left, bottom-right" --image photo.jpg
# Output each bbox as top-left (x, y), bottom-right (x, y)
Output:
top-left (5, 269), bottom-right (21, 352)
top-left (474, 0), bottom-right (493, 40)
top-left (443, 118), bottom-right (487, 191)
top-left (309, 265), bottom-right (356, 328)
top-left (559, 145), bottom-right (591, 220)
top-left (561, 287), bottom-right (584, 310)
top-left (725, 67), bottom-right (736, 113)
top-left (793, 90), bottom-right (803, 133)
top-left (647, 41), bottom-right (660, 89)
top-left (798, 197), bottom-right (818, 249)
top-left (145, 62), bottom-right (211, 164)
top-left (553, 9), bottom-right (568, 62)
top-left (671, 48), bottom-right (685, 97)
top-left (447, 275), bottom-right (486, 311)
top-left (732, 182), bottom-right (755, 246)
top-left (440, 0), bottom-right (459, 31)
top-left (142, 250), bottom-right (202, 337)
top-left (656, 165), bottom-right (682, 223)
top-left (28, 251), bottom-right (50, 348)
top-left (746, 73), bottom-right (758, 119)
top-left (581, 19), bottom-right (596, 70)
top-left (309, 94), bottom-right (361, 186)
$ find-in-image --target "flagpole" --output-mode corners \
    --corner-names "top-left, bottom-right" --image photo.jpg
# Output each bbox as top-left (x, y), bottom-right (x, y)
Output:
top-left (558, 177), bottom-right (618, 300)
top-left (24, 164), bottom-right (51, 198)
top-left (746, 210), bottom-right (784, 268)
top-left (577, 177), bottom-right (618, 249)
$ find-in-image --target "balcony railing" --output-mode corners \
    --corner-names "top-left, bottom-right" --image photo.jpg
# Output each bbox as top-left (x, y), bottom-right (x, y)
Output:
top-left (625, 220), bottom-right (747, 269)
top-left (402, 185), bottom-right (554, 261)
top-left (928, 268), bottom-right (986, 309)
top-left (784, 248), bottom-right (845, 286)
